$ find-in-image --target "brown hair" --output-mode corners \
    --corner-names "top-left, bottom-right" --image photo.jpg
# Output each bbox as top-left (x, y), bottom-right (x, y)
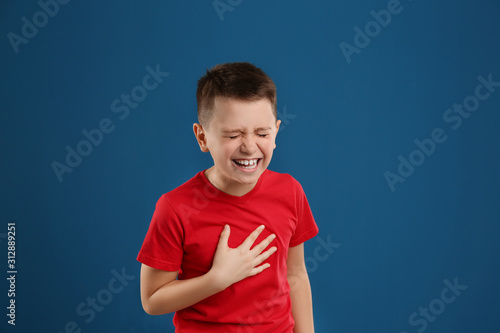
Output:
top-left (196, 62), bottom-right (277, 127)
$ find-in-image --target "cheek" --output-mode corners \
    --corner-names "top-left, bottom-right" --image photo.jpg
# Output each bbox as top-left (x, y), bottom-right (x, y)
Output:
top-left (258, 140), bottom-right (276, 156)
top-left (219, 142), bottom-right (239, 160)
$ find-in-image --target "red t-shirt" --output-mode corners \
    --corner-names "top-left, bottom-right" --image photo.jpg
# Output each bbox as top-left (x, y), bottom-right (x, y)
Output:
top-left (137, 169), bottom-right (318, 332)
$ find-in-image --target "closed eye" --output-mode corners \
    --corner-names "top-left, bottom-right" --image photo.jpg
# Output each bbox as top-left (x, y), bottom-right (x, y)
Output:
top-left (257, 134), bottom-right (269, 137)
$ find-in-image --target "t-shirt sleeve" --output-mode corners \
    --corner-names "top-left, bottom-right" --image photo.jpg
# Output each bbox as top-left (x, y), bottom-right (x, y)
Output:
top-left (137, 194), bottom-right (184, 271)
top-left (289, 180), bottom-right (319, 247)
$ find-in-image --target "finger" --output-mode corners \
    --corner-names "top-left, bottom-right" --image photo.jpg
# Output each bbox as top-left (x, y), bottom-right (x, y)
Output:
top-left (241, 225), bottom-right (265, 250)
top-left (248, 263), bottom-right (271, 277)
top-left (254, 246), bottom-right (277, 265)
top-left (250, 233), bottom-right (276, 255)
top-left (217, 224), bottom-right (230, 249)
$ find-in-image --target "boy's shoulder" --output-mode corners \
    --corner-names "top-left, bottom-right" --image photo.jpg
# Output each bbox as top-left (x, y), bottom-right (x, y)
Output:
top-left (163, 170), bottom-right (205, 194)
top-left (261, 169), bottom-right (304, 192)
top-left (263, 168), bottom-right (296, 182)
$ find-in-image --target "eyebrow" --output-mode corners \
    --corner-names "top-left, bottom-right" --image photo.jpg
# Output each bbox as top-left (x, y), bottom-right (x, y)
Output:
top-left (221, 129), bottom-right (243, 135)
top-left (221, 127), bottom-right (272, 133)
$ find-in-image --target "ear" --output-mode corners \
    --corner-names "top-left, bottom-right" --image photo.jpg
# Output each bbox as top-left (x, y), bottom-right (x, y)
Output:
top-left (193, 123), bottom-right (209, 152)
top-left (274, 119), bottom-right (281, 149)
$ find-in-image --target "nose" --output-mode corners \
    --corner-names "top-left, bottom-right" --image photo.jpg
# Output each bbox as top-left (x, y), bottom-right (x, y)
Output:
top-left (240, 135), bottom-right (257, 154)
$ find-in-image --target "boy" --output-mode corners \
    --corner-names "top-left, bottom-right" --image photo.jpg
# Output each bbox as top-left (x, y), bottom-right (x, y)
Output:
top-left (137, 62), bottom-right (318, 332)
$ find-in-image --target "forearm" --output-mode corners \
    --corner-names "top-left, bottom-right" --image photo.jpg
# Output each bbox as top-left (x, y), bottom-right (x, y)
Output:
top-left (288, 271), bottom-right (315, 333)
top-left (145, 271), bottom-right (223, 315)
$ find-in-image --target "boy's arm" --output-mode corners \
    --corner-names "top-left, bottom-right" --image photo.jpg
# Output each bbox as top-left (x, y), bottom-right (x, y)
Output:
top-left (141, 224), bottom-right (277, 315)
top-left (140, 265), bottom-right (221, 315)
top-left (287, 243), bottom-right (315, 333)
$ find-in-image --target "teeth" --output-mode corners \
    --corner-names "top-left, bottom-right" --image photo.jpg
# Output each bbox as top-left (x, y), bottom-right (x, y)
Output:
top-left (234, 159), bottom-right (258, 168)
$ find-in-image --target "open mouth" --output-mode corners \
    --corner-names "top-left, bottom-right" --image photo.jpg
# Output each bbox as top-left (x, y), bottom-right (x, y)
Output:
top-left (232, 158), bottom-right (261, 170)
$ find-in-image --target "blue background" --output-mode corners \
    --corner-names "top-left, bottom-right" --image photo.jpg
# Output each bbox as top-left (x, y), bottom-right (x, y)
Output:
top-left (1, 0), bottom-right (499, 332)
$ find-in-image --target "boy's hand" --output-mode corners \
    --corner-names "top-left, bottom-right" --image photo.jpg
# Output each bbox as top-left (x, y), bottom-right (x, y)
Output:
top-left (209, 224), bottom-right (277, 291)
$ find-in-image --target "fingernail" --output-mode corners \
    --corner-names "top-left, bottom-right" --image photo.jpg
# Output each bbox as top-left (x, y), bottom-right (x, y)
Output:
top-left (259, 225), bottom-right (265, 229)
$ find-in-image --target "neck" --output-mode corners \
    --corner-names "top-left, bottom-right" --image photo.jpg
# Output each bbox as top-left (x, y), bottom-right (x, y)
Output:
top-left (204, 167), bottom-right (258, 197)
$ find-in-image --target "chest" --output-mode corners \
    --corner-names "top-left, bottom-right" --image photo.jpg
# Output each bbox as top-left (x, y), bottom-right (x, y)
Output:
top-left (178, 198), bottom-right (297, 278)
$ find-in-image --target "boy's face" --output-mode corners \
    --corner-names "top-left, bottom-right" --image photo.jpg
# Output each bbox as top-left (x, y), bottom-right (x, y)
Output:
top-left (194, 98), bottom-right (280, 196)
